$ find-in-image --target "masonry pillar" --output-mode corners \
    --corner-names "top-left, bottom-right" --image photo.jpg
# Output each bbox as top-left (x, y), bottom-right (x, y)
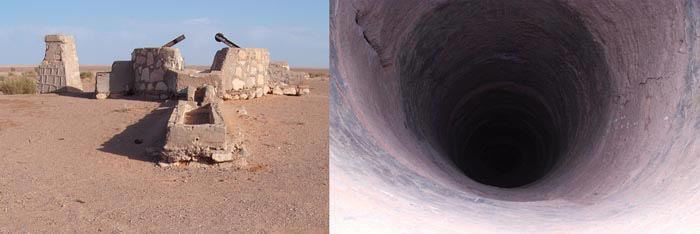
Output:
top-left (36, 34), bottom-right (82, 93)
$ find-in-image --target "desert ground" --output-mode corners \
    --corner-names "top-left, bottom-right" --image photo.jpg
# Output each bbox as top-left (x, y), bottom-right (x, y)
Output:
top-left (0, 65), bottom-right (329, 233)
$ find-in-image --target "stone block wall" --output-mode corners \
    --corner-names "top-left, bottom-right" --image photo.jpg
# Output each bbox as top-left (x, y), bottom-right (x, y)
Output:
top-left (131, 47), bottom-right (184, 95)
top-left (287, 71), bottom-right (310, 85)
top-left (36, 34), bottom-right (82, 93)
top-left (95, 61), bottom-right (135, 99)
top-left (110, 61), bottom-right (135, 94)
top-left (268, 61), bottom-right (309, 85)
top-left (170, 71), bottom-right (223, 94)
top-left (268, 61), bottom-right (290, 84)
top-left (102, 47), bottom-right (275, 101)
top-left (95, 72), bottom-right (110, 99)
top-left (211, 48), bottom-right (269, 98)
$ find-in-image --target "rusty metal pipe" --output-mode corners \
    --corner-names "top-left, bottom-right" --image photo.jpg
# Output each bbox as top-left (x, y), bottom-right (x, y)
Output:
top-left (162, 34), bottom-right (186, 48)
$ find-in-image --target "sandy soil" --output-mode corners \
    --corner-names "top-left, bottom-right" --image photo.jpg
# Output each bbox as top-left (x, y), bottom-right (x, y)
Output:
top-left (0, 77), bottom-right (329, 233)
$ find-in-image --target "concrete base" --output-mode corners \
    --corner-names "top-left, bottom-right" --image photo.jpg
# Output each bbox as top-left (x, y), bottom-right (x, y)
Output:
top-left (161, 101), bottom-right (239, 164)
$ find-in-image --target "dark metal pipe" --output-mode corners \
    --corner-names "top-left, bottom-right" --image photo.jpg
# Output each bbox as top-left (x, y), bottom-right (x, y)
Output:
top-left (162, 34), bottom-right (186, 48)
top-left (215, 33), bottom-right (240, 48)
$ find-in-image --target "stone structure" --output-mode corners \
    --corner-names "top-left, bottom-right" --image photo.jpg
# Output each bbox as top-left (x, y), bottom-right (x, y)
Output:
top-left (131, 47), bottom-right (184, 95)
top-left (215, 48), bottom-right (269, 96)
top-left (270, 61), bottom-right (289, 71)
top-left (169, 48), bottom-right (270, 100)
top-left (161, 100), bottom-right (242, 165)
top-left (36, 34), bottom-right (82, 93)
top-left (97, 36), bottom-right (305, 101)
top-left (268, 61), bottom-right (309, 85)
top-left (95, 61), bottom-right (134, 99)
top-left (94, 72), bottom-right (110, 99)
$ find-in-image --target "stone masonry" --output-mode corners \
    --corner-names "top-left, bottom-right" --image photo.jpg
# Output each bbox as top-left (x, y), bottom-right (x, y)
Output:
top-left (170, 48), bottom-right (270, 100)
top-left (215, 48), bottom-right (269, 97)
top-left (268, 61), bottom-right (309, 85)
top-left (131, 47), bottom-right (184, 95)
top-left (100, 42), bottom-right (292, 101)
top-left (268, 61), bottom-right (290, 83)
top-left (161, 100), bottom-right (243, 165)
top-left (36, 34), bottom-right (83, 93)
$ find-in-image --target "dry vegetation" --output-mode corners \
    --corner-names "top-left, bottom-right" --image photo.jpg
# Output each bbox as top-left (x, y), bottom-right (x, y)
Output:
top-left (0, 70), bottom-right (37, 94)
top-left (80, 71), bottom-right (93, 79)
top-left (290, 68), bottom-right (330, 79)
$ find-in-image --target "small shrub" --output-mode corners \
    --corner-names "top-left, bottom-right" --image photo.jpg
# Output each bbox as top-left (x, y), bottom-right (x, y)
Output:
top-left (21, 71), bottom-right (37, 78)
top-left (0, 76), bottom-right (36, 94)
top-left (0, 75), bottom-right (6, 82)
top-left (80, 72), bottom-right (93, 79)
top-left (308, 72), bottom-right (327, 78)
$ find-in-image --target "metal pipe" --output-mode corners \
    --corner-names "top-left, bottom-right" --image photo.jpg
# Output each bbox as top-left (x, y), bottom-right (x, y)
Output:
top-left (162, 34), bottom-right (186, 48)
top-left (215, 33), bottom-right (240, 48)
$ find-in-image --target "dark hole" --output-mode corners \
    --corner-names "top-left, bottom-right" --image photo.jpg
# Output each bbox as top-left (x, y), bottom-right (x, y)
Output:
top-left (450, 90), bottom-right (556, 188)
top-left (397, 1), bottom-right (612, 190)
top-left (194, 88), bottom-right (206, 106)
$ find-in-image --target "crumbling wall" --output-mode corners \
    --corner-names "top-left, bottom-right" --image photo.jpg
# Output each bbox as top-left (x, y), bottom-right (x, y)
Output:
top-left (169, 48), bottom-right (271, 100)
top-left (131, 47), bottom-right (184, 95)
top-left (287, 71), bottom-right (310, 85)
top-left (268, 61), bottom-right (290, 83)
top-left (268, 61), bottom-right (309, 85)
top-left (104, 45), bottom-right (287, 101)
top-left (36, 34), bottom-right (82, 93)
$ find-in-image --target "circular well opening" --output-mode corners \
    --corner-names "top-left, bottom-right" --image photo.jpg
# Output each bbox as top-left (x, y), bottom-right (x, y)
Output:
top-left (397, 1), bottom-right (612, 190)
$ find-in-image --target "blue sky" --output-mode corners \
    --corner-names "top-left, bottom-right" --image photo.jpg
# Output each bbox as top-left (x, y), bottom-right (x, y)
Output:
top-left (0, 0), bottom-right (329, 67)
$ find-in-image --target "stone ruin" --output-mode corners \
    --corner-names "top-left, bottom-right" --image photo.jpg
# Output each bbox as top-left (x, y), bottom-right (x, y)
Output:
top-left (268, 61), bottom-right (310, 85)
top-left (25, 33), bottom-right (314, 167)
top-left (92, 33), bottom-right (314, 166)
top-left (95, 33), bottom-right (310, 101)
top-left (95, 61), bottom-right (134, 99)
top-left (169, 47), bottom-right (271, 100)
top-left (132, 47), bottom-right (184, 97)
top-left (161, 88), bottom-right (244, 166)
top-left (36, 34), bottom-right (83, 93)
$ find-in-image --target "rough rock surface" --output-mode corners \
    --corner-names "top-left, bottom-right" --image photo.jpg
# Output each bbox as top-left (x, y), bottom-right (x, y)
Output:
top-left (272, 86), bottom-right (284, 95)
top-left (283, 87), bottom-right (298, 96)
top-left (330, 0), bottom-right (700, 232)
